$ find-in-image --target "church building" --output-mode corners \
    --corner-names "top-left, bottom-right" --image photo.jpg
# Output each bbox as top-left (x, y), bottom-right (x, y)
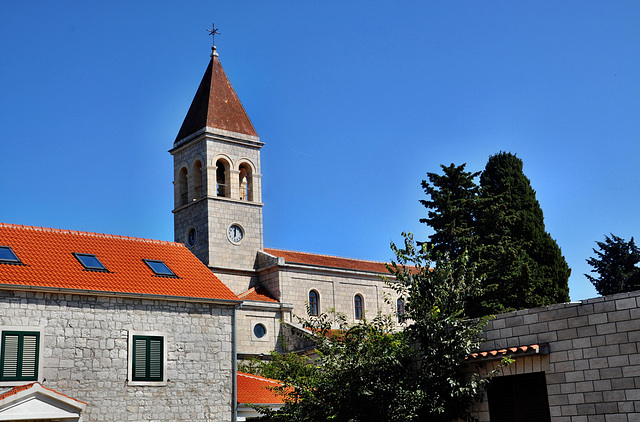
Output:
top-left (170, 42), bottom-right (399, 358)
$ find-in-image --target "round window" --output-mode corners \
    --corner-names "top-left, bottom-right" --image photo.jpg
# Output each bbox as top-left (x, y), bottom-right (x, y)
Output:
top-left (253, 323), bottom-right (266, 339)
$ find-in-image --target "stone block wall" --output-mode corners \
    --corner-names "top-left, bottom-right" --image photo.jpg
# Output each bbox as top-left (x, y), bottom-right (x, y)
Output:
top-left (468, 290), bottom-right (640, 422)
top-left (0, 290), bottom-right (235, 421)
top-left (278, 267), bottom-right (399, 324)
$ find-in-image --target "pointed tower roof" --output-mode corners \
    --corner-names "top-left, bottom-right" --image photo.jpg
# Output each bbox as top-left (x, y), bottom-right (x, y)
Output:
top-left (175, 47), bottom-right (258, 143)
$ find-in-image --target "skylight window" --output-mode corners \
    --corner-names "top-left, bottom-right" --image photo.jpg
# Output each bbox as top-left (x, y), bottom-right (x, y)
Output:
top-left (73, 253), bottom-right (108, 271)
top-left (143, 259), bottom-right (176, 277)
top-left (0, 246), bottom-right (22, 265)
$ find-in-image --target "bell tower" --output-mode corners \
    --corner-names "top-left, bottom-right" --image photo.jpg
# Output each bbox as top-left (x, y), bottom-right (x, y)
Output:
top-left (170, 40), bottom-right (264, 284)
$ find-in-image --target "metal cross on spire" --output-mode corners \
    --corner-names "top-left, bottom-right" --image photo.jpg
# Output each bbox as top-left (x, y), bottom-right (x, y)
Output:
top-left (207, 22), bottom-right (220, 48)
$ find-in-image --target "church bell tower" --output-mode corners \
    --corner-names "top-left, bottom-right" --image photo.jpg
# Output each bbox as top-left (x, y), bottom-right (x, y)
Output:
top-left (170, 39), bottom-right (264, 279)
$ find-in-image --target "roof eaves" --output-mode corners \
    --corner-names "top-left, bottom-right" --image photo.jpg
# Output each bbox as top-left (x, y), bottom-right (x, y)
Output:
top-left (466, 343), bottom-right (550, 362)
top-left (0, 284), bottom-right (242, 306)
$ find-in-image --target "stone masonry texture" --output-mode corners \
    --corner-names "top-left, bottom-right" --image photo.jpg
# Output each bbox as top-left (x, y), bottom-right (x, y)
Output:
top-left (0, 289), bottom-right (235, 421)
top-left (468, 289), bottom-right (640, 422)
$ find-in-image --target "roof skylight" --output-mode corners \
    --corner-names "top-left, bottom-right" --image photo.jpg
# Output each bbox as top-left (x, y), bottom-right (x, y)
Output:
top-left (143, 259), bottom-right (177, 277)
top-left (0, 246), bottom-right (22, 265)
top-left (73, 253), bottom-right (108, 271)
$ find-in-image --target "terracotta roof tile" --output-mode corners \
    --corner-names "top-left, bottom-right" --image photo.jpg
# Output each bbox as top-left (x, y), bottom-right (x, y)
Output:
top-left (237, 372), bottom-right (286, 405)
top-left (0, 223), bottom-right (238, 302)
top-left (238, 286), bottom-right (278, 303)
top-left (175, 54), bottom-right (257, 142)
top-left (0, 382), bottom-right (87, 405)
top-left (466, 343), bottom-right (549, 361)
top-left (264, 248), bottom-right (390, 274)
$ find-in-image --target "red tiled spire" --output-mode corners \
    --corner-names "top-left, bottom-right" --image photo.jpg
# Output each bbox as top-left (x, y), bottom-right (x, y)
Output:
top-left (175, 47), bottom-right (257, 142)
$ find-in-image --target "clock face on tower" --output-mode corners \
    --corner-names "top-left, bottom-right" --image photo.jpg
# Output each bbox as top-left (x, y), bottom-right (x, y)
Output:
top-left (228, 224), bottom-right (244, 244)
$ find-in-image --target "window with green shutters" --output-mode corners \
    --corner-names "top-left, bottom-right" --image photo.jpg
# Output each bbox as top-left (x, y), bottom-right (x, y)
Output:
top-left (0, 331), bottom-right (39, 382)
top-left (132, 335), bottom-right (163, 382)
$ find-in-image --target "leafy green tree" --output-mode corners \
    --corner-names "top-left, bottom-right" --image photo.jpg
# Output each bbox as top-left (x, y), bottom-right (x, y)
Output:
top-left (420, 163), bottom-right (480, 258)
top-left (246, 233), bottom-right (502, 422)
top-left (246, 312), bottom-right (421, 422)
top-left (389, 233), bottom-right (497, 421)
top-left (474, 152), bottom-right (570, 315)
top-left (586, 234), bottom-right (640, 295)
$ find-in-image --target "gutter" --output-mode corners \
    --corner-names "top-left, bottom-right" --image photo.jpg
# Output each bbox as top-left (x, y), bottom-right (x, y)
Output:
top-left (0, 284), bottom-right (241, 306)
top-left (232, 301), bottom-right (241, 422)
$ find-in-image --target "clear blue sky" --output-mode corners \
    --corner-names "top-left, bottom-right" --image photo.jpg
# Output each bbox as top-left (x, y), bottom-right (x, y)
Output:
top-left (2, 2), bottom-right (639, 301)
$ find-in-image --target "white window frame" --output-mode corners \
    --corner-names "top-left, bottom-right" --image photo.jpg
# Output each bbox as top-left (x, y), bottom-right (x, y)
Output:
top-left (250, 319), bottom-right (270, 342)
top-left (127, 330), bottom-right (168, 387)
top-left (0, 326), bottom-right (44, 387)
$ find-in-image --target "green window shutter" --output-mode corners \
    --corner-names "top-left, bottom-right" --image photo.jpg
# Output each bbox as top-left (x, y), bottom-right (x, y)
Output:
top-left (1, 331), bottom-right (39, 381)
top-left (132, 335), bottom-right (163, 381)
top-left (148, 337), bottom-right (162, 380)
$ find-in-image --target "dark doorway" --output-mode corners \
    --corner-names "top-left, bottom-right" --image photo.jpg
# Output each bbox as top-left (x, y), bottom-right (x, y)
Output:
top-left (487, 371), bottom-right (551, 422)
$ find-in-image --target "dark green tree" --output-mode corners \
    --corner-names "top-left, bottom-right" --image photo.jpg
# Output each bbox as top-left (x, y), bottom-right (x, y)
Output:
top-left (420, 152), bottom-right (571, 316)
top-left (586, 234), bottom-right (640, 295)
top-left (420, 163), bottom-right (480, 259)
top-left (473, 152), bottom-right (570, 315)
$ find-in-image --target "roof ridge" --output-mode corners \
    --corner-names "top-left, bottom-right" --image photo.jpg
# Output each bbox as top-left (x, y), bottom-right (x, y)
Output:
top-left (237, 371), bottom-right (282, 385)
top-left (264, 247), bottom-right (387, 265)
top-left (0, 223), bottom-right (181, 247)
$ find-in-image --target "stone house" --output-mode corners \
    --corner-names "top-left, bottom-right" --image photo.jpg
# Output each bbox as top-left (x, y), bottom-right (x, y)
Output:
top-left (0, 223), bottom-right (240, 421)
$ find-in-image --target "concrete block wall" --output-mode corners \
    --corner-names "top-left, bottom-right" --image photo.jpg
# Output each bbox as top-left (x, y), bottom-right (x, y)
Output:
top-left (468, 290), bottom-right (640, 422)
top-left (0, 290), bottom-right (235, 421)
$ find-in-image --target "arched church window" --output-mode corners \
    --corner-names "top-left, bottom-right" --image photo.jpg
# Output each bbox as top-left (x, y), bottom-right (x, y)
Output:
top-left (238, 163), bottom-right (253, 201)
top-left (178, 167), bottom-right (188, 206)
top-left (354, 294), bottom-right (364, 320)
top-left (216, 159), bottom-right (229, 198)
top-left (309, 290), bottom-right (319, 316)
top-left (397, 299), bottom-right (405, 323)
top-left (192, 160), bottom-right (203, 201)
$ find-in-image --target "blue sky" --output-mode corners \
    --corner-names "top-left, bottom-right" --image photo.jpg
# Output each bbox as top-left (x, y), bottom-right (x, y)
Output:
top-left (1, 2), bottom-right (639, 301)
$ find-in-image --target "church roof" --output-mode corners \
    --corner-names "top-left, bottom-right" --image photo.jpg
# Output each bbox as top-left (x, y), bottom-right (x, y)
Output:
top-left (175, 49), bottom-right (258, 143)
top-left (238, 285), bottom-right (278, 303)
top-left (0, 223), bottom-right (239, 303)
top-left (237, 372), bottom-right (287, 405)
top-left (264, 248), bottom-right (390, 274)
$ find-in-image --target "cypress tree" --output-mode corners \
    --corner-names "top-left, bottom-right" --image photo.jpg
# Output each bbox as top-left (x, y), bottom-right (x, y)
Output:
top-left (420, 152), bottom-right (571, 316)
top-left (474, 152), bottom-right (570, 315)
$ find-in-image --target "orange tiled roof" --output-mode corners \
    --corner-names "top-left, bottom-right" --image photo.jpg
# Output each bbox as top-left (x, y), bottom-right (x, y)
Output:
top-left (264, 248), bottom-right (390, 274)
top-left (466, 343), bottom-right (549, 361)
top-left (0, 382), bottom-right (87, 405)
top-left (175, 54), bottom-right (257, 142)
top-left (0, 224), bottom-right (238, 302)
top-left (237, 372), bottom-right (286, 405)
top-left (238, 286), bottom-right (278, 303)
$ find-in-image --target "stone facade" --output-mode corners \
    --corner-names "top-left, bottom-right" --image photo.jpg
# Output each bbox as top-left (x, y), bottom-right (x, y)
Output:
top-left (258, 260), bottom-right (397, 323)
top-left (468, 290), bottom-right (640, 421)
top-left (172, 129), bottom-right (264, 273)
top-left (0, 289), bottom-right (235, 421)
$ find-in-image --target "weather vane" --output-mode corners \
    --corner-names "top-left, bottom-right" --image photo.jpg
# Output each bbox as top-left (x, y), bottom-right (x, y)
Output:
top-left (207, 22), bottom-right (220, 47)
